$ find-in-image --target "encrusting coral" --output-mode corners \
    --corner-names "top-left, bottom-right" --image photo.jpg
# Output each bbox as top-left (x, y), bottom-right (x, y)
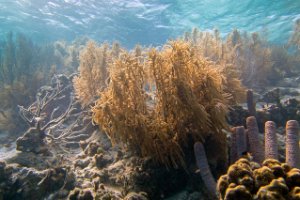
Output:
top-left (217, 158), bottom-right (300, 200)
top-left (92, 40), bottom-right (244, 169)
top-left (221, 117), bottom-right (300, 199)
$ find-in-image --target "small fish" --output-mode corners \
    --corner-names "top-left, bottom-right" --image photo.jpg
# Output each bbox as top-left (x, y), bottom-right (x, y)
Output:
top-left (242, 151), bottom-right (253, 161)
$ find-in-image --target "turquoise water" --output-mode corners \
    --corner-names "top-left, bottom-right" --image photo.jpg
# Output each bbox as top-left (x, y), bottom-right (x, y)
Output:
top-left (1, 0), bottom-right (300, 47)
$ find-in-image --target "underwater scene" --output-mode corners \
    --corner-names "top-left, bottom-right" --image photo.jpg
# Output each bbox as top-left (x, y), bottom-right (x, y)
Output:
top-left (1, 0), bottom-right (300, 199)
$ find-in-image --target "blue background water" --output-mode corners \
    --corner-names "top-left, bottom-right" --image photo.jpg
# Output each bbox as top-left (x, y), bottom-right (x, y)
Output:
top-left (1, 0), bottom-right (300, 48)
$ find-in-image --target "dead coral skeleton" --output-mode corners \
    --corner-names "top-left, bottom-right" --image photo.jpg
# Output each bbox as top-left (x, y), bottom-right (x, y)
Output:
top-left (17, 74), bottom-right (95, 154)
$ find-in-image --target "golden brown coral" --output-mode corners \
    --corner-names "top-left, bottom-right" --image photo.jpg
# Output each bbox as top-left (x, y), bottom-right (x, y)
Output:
top-left (73, 41), bottom-right (118, 107)
top-left (217, 158), bottom-right (300, 200)
top-left (224, 183), bottom-right (252, 200)
top-left (262, 159), bottom-right (285, 179)
top-left (92, 40), bottom-right (240, 169)
top-left (256, 177), bottom-right (289, 200)
top-left (184, 28), bottom-right (292, 88)
top-left (217, 174), bottom-right (229, 199)
top-left (286, 168), bottom-right (300, 189)
top-left (253, 166), bottom-right (275, 189)
top-left (289, 186), bottom-right (300, 200)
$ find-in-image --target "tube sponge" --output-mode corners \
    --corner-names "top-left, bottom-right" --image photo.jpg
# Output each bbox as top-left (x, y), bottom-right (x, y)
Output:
top-left (236, 126), bottom-right (248, 160)
top-left (230, 127), bottom-right (238, 164)
top-left (286, 120), bottom-right (300, 168)
top-left (194, 141), bottom-right (216, 197)
top-left (264, 121), bottom-right (278, 160)
top-left (246, 116), bottom-right (264, 163)
top-left (247, 90), bottom-right (256, 117)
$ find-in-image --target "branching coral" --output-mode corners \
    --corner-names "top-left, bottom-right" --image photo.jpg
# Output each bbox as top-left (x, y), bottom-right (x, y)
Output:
top-left (92, 40), bottom-right (243, 169)
top-left (16, 74), bottom-right (95, 154)
top-left (0, 33), bottom-right (56, 133)
top-left (184, 28), bottom-right (298, 88)
top-left (73, 41), bottom-right (122, 107)
top-left (0, 32), bottom-right (82, 134)
top-left (184, 28), bottom-right (245, 102)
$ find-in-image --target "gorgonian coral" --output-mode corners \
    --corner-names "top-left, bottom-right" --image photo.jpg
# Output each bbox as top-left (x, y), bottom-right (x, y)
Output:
top-left (73, 41), bottom-right (122, 107)
top-left (0, 33), bottom-right (57, 133)
top-left (184, 28), bottom-right (298, 88)
top-left (92, 40), bottom-right (244, 169)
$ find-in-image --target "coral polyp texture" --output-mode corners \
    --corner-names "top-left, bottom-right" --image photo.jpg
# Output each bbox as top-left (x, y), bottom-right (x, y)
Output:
top-left (217, 158), bottom-right (300, 200)
top-left (92, 40), bottom-right (244, 169)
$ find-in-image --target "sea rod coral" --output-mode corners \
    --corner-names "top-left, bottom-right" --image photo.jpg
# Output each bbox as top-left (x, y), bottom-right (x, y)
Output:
top-left (92, 40), bottom-right (244, 170)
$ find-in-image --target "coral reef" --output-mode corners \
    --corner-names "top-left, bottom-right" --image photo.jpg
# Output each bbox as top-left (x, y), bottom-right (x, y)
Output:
top-left (92, 40), bottom-right (244, 169)
top-left (16, 74), bottom-right (97, 154)
top-left (0, 33), bottom-right (84, 134)
top-left (0, 161), bottom-right (75, 200)
top-left (2, 24), bottom-right (300, 200)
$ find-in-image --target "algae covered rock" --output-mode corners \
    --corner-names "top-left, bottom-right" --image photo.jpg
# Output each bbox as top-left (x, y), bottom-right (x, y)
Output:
top-left (0, 163), bottom-right (75, 200)
top-left (68, 188), bottom-right (94, 200)
top-left (16, 127), bottom-right (48, 154)
top-left (123, 192), bottom-right (148, 200)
